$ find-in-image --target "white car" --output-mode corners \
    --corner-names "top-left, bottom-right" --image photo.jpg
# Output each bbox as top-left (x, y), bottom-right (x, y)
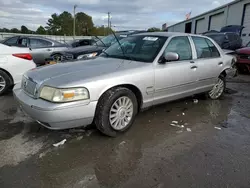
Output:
top-left (0, 44), bottom-right (36, 95)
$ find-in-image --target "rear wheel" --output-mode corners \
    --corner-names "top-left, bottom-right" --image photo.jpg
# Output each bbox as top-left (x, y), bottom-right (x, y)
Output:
top-left (0, 70), bottom-right (12, 96)
top-left (95, 87), bottom-right (138, 137)
top-left (208, 76), bottom-right (225, 100)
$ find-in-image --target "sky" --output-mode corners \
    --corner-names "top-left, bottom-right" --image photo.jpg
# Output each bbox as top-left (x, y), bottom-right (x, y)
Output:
top-left (0, 0), bottom-right (233, 31)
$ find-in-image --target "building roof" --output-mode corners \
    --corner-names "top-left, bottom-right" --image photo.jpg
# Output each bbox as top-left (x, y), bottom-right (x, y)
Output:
top-left (167, 0), bottom-right (241, 28)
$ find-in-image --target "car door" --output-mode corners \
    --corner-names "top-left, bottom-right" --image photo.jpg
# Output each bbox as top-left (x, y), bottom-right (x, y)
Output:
top-left (191, 36), bottom-right (223, 92)
top-left (154, 36), bottom-right (199, 105)
top-left (29, 38), bottom-right (53, 65)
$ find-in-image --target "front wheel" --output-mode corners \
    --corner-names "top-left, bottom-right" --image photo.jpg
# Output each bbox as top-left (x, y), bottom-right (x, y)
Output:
top-left (208, 76), bottom-right (225, 100)
top-left (95, 87), bottom-right (138, 137)
top-left (0, 70), bottom-right (12, 96)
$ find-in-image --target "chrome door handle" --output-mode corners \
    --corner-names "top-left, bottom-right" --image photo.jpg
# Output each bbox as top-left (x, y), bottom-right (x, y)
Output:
top-left (190, 61), bottom-right (195, 63)
top-left (191, 66), bottom-right (197, 69)
top-left (47, 49), bottom-right (52, 51)
top-left (218, 62), bottom-right (223, 66)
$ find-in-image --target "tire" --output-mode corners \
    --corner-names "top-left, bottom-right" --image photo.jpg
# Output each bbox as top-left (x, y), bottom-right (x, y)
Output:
top-left (95, 87), bottom-right (138, 137)
top-left (0, 70), bottom-right (12, 96)
top-left (207, 75), bottom-right (225, 100)
top-left (51, 53), bottom-right (63, 62)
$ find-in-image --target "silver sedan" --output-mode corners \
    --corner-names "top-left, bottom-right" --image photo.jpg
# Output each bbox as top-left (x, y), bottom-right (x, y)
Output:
top-left (13, 32), bottom-right (235, 137)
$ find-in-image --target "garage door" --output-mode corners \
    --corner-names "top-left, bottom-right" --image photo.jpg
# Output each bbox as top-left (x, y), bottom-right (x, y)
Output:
top-left (209, 12), bottom-right (224, 31)
top-left (242, 4), bottom-right (250, 46)
top-left (195, 18), bottom-right (206, 34)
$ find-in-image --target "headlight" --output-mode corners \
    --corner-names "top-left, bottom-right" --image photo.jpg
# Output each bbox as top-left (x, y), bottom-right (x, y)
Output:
top-left (77, 52), bottom-right (98, 60)
top-left (40, 86), bottom-right (89, 103)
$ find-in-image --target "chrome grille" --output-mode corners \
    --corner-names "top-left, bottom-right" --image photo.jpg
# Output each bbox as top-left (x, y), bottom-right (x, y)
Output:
top-left (22, 76), bottom-right (37, 97)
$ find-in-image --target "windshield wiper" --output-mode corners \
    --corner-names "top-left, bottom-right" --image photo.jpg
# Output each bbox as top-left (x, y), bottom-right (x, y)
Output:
top-left (93, 36), bottom-right (106, 47)
top-left (101, 50), bottom-right (110, 57)
top-left (110, 30), bottom-right (134, 62)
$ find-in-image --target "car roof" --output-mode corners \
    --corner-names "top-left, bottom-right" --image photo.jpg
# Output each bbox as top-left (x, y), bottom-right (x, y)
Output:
top-left (134, 32), bottom-right (203, 37)
top-left (5, 35), bottom-right (63, 44)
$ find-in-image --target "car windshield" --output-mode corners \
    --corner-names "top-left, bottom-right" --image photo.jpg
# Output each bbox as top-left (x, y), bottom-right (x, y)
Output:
top-left (247, 42), bottom-right (250, 47)
top-left (95, 34), bottom-right (125, 47)
top-left (101, 35), bottom-right (167, 62)
top-left (207, 34), bottom-right (224, 43)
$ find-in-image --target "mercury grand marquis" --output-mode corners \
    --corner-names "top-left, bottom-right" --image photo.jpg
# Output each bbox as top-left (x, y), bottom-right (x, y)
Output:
top-left (14, 32), bottom-right (235, 137)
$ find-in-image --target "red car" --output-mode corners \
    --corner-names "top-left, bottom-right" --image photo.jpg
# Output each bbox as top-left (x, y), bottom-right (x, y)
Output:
top-left (236, 42), bottom-right (250, 73)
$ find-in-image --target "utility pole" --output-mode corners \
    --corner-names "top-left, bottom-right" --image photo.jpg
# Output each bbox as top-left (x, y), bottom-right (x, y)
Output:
top-left (107, 12), bottom-right (111, 34)
top-left (73, 4), bottom-right (77, 38)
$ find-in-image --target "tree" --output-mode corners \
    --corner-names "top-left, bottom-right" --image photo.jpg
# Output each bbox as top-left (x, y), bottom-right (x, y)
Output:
top-left (147, 27), bottom-right (161, 32)
top-left (75, 12), bottom-right (94, 35)
top-left (46, 12), bottom-right (73, 35)
top-left (0, 28), bottom-right (10, 33)
top-left (58, 11), bottom-right (73, 35)
top-left (36, 26), bottom-right (46, 34)
top-left (10, 28), bottom-right (20, 33)
top-left (21, 25), bottom-right (29, 34)
top-left (46, 13), bottom-right (61, 35)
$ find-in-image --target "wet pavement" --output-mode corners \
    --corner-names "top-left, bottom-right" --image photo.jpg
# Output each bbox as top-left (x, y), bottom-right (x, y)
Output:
top-left (1, 75), bottom-right (250, 188)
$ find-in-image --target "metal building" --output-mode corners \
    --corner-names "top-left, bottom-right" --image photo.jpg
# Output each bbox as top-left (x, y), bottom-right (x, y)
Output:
top-left (167, 0), bottom-right (250, 45)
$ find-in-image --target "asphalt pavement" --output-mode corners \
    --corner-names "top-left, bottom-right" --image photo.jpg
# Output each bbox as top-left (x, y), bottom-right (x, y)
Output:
top-left (1, 75), bottom-right (250, 188)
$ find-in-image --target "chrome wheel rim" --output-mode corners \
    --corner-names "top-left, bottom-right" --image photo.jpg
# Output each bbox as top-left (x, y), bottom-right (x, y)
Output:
top-left (0, 76), bottom-right (6, 92)
top-left (109, 96), bottom-right (134, 130)
top-left (209, 78), bottom-right (224, 99)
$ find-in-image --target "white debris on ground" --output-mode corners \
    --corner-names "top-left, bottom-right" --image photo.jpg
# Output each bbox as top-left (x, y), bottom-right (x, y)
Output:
top-left (193, 99), bottom-right (199, 104)
top-left (119, 141), bottom-right (126, 145)
top-left (182, 112), bottom-right (185, 116)
top-left (214, 127), bottom-right (222, 130)
top-left (170, 124), bottom-right (184, 128)
top-left (186, 128), bottom-right (192, 132)
top-left (0, 131), bottom-right (44, 167)
top-left (170, 121), bottom-right (185, 128)
top-left (53, 139), bottom-right (67, 147)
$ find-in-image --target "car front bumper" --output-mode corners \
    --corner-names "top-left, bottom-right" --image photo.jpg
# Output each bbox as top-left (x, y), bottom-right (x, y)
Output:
top-left (13, 88), bottom-right (97, 130)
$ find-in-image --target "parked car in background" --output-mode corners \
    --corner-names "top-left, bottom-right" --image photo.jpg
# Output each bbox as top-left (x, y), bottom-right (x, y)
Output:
top-left (14, 32), bottom-right (235, 137)
top-left (0, 43), bottom-right (36, 95)
top-left (220, 25), bottom-right (245, 35)
top-left (46, 30), bottom-right (146, 64)
top-left (1, 36), bottom-right (68, 66)
top-left (236, 42), bottom-right (250, 73)
top-left (66, 38), bottom-right (96, 48)
top-left (205, 32), bottom-right (242, 50)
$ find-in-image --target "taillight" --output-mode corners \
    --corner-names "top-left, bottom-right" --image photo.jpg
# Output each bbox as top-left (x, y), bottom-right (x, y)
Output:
top-left (12, 53), bottom-right (33, 60)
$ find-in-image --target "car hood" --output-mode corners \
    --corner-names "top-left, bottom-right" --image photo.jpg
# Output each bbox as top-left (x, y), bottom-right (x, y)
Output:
top-left (26, 57), bottom-right (131, 84)
top-left (236, 47), bottom-right (250, 54)
top-left (65, 45), bottom-right (105, 54)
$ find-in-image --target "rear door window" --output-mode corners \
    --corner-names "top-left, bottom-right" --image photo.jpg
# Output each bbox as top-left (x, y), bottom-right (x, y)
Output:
top-left (205, 39), bottom-right (220, 57)
top-left (30, 38), bottom-right (52, 48)
top-left (192, 36), bottom-right (212, 59)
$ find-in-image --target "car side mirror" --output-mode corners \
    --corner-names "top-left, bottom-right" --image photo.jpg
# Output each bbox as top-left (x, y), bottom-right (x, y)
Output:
top-left (160, 52), bottom-right (179, 63)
